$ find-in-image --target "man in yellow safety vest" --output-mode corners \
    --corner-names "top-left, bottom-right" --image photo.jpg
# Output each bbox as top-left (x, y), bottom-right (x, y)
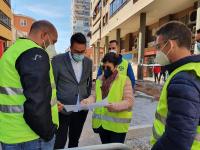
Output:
top-left (0, 20), bottom-right (59, 150)
top-left (151, 21), bottom-right (200, 150)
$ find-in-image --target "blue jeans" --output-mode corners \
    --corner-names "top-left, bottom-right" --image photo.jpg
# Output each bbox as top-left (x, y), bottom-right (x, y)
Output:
top-left (1, 136), bottom-right (55, 150)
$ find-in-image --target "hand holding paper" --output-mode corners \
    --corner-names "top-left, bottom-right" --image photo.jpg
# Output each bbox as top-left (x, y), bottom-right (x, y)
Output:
top-left (63, 97), bottom-right (109, 112)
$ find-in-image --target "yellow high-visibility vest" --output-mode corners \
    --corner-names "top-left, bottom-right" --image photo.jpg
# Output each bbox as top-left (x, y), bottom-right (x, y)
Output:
top-left (0, 38), bottom-right (59, 144)
top-left (92, 74), bottom-right (132, 133)
top-left (150, 62), bottom-right (200, 150)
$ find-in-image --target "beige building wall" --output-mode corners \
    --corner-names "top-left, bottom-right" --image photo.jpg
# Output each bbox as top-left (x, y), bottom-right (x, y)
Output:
top-left (0, 0), bottom-right (12, 41)
top-left (90, 0), bottom-right (198, 47)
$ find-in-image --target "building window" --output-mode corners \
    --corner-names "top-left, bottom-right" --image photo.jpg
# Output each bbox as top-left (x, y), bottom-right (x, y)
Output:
top-left (110, 0), bottom-right (127, 16)
top-left (0, 10), bottom-right (11, 29)
top-left (3, 0), bottom-right (11, 7)
top-left (103, 13), bottom-right (108, 26)
top-left (20, 19), bottom-right (27, 26)
top-left (93, 0), bottom-right (102, 20)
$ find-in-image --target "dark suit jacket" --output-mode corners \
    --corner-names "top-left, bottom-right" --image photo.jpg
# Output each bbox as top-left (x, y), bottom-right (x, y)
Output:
top-left (52, 52), bottom-right (92, 105)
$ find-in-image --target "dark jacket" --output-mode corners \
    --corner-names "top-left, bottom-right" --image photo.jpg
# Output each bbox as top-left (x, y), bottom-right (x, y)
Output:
top-left (97, 54), bottom-right (135, 88)
top-left (152, 55), bottom-right (200, 150)
top-left (52, 52), bottom-right (92, 105)
top-left (16, 47), bottom-right (57, 141)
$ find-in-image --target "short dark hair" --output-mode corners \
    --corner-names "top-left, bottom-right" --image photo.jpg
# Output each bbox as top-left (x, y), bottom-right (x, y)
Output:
top-left (102, 52), bottom-right (118, 66)
top-left (70, 33), bottom-right (86, 46)
top-left (156, 21), bottom-right (192, 49)
top-left (109, 40), bottom-right (118, 45)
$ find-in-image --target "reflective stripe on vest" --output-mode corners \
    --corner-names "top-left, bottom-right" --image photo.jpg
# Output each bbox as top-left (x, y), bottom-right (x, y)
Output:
top-left (0, 105), bottom-right (23, 113)
top-left (93, 113), bottom-right (131, 123)
top-left (0, 86), bottom-right (23, 95)
top-left (154, 111), bottom-right (200, 141)
top-left (0, 84), bottom-right (57, 110)
top-left (0, 98), bottom-right (57, 113)
top-left (0, 84), bottom-right (56, 95)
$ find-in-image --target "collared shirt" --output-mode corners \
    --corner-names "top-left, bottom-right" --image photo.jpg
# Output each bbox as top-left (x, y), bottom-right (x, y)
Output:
top-left (69, 51), bottom-right (83, 108)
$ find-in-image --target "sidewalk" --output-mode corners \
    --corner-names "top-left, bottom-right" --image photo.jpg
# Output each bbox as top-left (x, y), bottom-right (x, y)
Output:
top-left (79, 95), bottom-right (158, 150)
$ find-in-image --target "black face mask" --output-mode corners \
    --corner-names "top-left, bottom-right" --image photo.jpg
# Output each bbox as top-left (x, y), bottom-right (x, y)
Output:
top-left (104, 67), bottom-right (113, 79)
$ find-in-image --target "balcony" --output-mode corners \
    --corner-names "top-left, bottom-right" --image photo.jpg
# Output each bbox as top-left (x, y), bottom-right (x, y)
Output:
top-left (110, 0), bottom-right (129, 17)
top-left (0, 10), bottom-right (11, 30)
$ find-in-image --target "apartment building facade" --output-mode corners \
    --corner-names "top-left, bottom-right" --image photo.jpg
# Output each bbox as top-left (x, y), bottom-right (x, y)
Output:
top-left (72, 0), bottom-right (90, 45)
top-left (12, 14), bottom-right (35, 41)
top-left (90, 0), bottom-right (200, 78)
top-left (0, 0), bottom-right (12, 57)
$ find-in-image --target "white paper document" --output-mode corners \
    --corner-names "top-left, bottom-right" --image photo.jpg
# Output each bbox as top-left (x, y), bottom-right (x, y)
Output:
top-left (63, 98), bottom-right (109, 112)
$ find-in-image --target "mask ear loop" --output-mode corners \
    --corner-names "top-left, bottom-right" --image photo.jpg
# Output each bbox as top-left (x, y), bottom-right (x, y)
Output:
top-left (43, 39), bottom-right (47, 50)
top-left (166, 40), bottom-right (174, 56)
top-left (47, 34), bottom-right (53, 45)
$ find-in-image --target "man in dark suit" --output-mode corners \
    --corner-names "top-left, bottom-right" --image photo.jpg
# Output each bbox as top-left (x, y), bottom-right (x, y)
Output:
top-left (52, 33), bottom-right (92, 149)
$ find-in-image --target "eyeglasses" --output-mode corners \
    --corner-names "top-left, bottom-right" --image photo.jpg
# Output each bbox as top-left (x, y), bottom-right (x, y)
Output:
top-left (154, 37), bottom-right (178, 50)
top-left (154, 40), bottom-right (168, 50)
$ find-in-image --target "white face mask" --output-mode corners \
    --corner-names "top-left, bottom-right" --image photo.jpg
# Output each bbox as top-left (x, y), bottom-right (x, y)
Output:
top-left (42, 34), bottom-right (56, 58)
top-left (46, 44), bottom-right (56, 59)
top-left (155, 51), bottom-right (170, 66)
top-left (155, 41), bottom-right (171, 66)
top-left (197, 42), bottom-right (200, 51)
top-left (110, 49), bottom-right (117, 54)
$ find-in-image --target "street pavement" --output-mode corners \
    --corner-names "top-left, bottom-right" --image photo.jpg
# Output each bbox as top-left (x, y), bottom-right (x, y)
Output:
top-left (79, 96), bottom-right (158, 148)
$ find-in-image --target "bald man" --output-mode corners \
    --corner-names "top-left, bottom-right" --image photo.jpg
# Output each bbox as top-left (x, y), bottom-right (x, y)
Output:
top-left (0, 20), bottom-right (58, 150)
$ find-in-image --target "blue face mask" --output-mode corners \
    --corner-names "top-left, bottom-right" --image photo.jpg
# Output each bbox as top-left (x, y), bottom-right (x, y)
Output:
top-left (197, 42), bottom-right (200, 51)
top-left (72, 53), bottom-right (84, 62)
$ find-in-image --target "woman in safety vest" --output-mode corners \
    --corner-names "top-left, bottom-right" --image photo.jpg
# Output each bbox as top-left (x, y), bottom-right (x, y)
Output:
top-left (81, 52), bottom-right (134, 144)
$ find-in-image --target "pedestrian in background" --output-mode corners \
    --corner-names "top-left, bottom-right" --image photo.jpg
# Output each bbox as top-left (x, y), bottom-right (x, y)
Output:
top-left (81, 52), bottom-right (134, 144)
top-left (97, 40), bottom-right (136, 89)
top-left (52, 33), bottom-right (92, 149)
top-left (0, 20), bottom-right (59, 150)
top-left (158, 66), bottom-right (166, 83)
top-left (152, 65), bottom-right (161, 84)
top-left (151, 21), bottom-right (200, 150)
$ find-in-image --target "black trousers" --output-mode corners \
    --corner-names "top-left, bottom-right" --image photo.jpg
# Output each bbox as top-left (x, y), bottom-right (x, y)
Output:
top-left (154, 73), bottom-right (159, 83)
top-left (97, 128), bottom-right (126, 144)
top-left (54, 111), bottom-right (88, 149)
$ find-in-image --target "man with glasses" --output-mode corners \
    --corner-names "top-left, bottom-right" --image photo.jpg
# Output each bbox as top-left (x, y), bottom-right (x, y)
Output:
top-left (151, 21), bottom-right (200, 150)
top-left (52, 33), bottom-right (92, 149)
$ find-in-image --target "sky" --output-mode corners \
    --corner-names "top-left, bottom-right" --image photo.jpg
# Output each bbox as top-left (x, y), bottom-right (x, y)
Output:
top-left (11, 0), bottom-right (72, 54)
